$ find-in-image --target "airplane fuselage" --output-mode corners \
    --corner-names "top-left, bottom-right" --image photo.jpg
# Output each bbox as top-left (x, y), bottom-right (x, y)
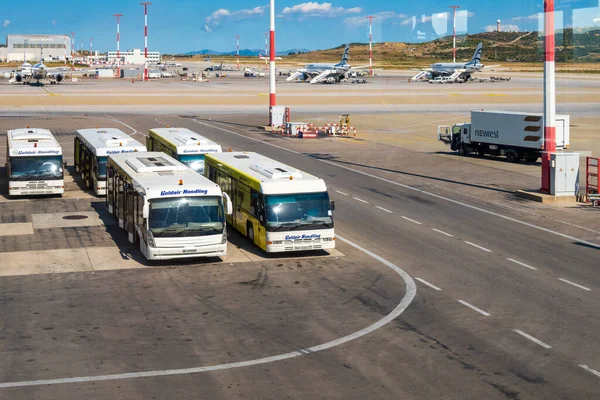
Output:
top-left (430, 62), bottom-right (483, 75)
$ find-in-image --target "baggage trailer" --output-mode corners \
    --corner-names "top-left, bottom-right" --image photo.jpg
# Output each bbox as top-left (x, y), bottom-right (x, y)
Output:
top-left (438, 110), bottom-right (570, 163)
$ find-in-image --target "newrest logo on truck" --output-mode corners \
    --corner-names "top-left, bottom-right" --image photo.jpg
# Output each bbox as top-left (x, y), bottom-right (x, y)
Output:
top-left (474, 129), bottom-right (499, 139)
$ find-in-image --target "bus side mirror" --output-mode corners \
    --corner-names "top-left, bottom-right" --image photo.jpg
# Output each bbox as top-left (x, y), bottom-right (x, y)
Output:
top-left (330, 200), bottom-right (335, 211)
top-left (142, 203), bottom-right (149, 218)
top-left (223, 192), bottom-right (233, 215)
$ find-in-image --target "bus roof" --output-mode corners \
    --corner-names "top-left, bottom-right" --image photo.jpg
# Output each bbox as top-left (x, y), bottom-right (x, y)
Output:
top-left (7, 128), bottom-right (62, 157)
top-left (205, 152), bottom-right (328, 195)
top-left (148, 127), bottom-right (222, 155)
top-left (108, 151), bottom-right (222, 200)
top-left (76, 128), bottom-right (147, 157)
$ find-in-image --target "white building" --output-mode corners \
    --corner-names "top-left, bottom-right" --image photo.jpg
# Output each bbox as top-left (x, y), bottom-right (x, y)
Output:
top-left (107, 48), bottom-right (160, 65)
top-left (1, 34), bottom-right (72, 62)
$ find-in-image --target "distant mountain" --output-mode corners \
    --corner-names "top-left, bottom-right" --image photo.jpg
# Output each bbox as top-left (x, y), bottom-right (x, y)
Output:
top-left (183, 48), bottom-right (309, 56)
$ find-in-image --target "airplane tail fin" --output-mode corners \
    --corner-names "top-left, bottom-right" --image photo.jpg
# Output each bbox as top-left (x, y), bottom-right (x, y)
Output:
top-left (467, 42), bottom-right (483, 65)
top-left (335, 44), bottom-right (350, 67)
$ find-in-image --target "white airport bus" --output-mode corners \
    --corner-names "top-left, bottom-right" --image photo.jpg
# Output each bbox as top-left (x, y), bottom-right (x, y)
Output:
top-left (106, 152), bottom-right (232, 260)
top-left (205, 152), bottom-right (335, 253)
top-left (146, 127), bottom-right (222, 174)
top-left (6, 128), bottom-right (64, 197)
top-left (74, 128), bottom-right (147, 195)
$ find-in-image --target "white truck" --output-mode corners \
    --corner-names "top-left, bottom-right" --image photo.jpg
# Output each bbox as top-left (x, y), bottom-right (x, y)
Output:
top-left (438, 110), bottom-right (570, 163)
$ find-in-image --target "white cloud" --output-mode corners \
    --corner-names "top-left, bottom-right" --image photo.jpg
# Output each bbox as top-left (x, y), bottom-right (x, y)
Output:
top-left (2, 20), bottom-right (10, 28)
top-left (204, 6), bottom-right (266, 32)
top-left (400, 16), bottom-right (415, 26)
top-left (281, 2), bottom-right (362, 19)
top-left (52, 20), bottom-right (58, 26)
top-left (512, 14), bottom-right (540, 21)
top-left (344, 11), bottom-right (406, 27)
top-left (593, 17), bottom-right (600, 23)
top-left (485, 23), bottom-right (520, 32)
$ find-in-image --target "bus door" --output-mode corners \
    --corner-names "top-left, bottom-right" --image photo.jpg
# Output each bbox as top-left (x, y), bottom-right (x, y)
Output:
top-left (124, 183), bottom-right (136, 243)
top-left (74, 137), bottom-right (81, 173)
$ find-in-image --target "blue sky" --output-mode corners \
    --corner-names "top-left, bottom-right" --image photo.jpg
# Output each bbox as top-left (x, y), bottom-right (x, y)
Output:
top-left (1, 1), bottom-right (599, 53)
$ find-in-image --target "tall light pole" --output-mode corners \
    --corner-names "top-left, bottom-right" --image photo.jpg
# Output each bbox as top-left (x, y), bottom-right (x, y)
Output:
top-left (236, 35), bottom-right (240, 71)
top-left (63, 34), bottom-right (68, 65)
top-left (140, 2), bottom-right (152, 81)
top-left (449, 5), bottom-right (460, 63)
top-left (269, 0), bottom-right (276, 125)
top-left (70, 32), bottom-right (75, 70)
top-left (89, 37), bottom-right (93, 63)
top-left (541, 0), bottom-right (556, 193)
top-left (366, 16), bottom-right (374, 76)
top-left (114, 14), bottom-right (123, 76)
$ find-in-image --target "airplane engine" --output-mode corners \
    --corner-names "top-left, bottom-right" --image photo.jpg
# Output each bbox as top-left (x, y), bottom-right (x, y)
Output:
top-left (3, 72), bottom-right (11, 79)
top-left (15, 74), bottom-right (22, 82)
top-left (464, 74), bottom-right (472, 81)
top-left (56, 74), bottom-right (63, 83)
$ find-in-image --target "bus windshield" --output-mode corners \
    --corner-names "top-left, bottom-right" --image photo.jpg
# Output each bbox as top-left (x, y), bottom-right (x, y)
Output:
top-left (264, 192), bottom-right (333, 232)
top-left (9, 155), bottom-right (64, 181)
top-left (97, 157), bottom-right (108, 179)
top-left (149, 196), bottom-right (224, 237)
top-left (178, 154), bottom-right (206, 173)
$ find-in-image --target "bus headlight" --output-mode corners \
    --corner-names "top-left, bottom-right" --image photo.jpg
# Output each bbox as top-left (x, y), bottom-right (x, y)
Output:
top-left (221, 227), bottom-right (227, 244)
top-left (147, 231), bottom-right (156, 248)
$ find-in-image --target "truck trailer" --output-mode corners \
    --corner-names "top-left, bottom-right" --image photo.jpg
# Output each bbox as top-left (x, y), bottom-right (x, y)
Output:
top-left (438, 110), bottom-right (570, 163)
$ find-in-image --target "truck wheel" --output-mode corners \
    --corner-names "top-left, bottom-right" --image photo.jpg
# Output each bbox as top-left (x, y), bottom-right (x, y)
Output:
top-left (247, 222), bottom-right (255, 243)
top-left (505, 150), bottom-right (519, 163)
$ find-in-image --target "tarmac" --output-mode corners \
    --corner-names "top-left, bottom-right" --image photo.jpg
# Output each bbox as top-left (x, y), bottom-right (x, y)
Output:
top-left (0, 68), bottom-right (599, 399)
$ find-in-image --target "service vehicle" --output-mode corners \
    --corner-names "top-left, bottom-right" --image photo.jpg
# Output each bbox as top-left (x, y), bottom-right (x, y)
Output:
top-left (74, 128), bottom-right (147, 195)
top-left (205, 152), bottom-right (335, 253)
top-left (146, 127), bottom-right (222, 174)
top-left (6, 128), bottom-right (64, 196)
top-left (438, 110), bottom-right (570, 163)
top-left (106, 152), bottom-right (232, 260)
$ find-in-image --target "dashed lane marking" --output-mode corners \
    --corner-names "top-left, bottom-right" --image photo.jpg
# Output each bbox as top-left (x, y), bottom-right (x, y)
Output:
top-left (375, 206), bottom-right (393, 213)
top-left (432, 228), bottom-right (454, 237)
top-left (334, 190), bottom-right (348, 196)
top-left (457, 300), bottom-right (491, 317)
top-left (513, 329), bottom-right (552, 349)
top-left (415, 278), bottom-right (442, 291)
top-left (558, 278), bottom-right (591, 292)
top-left (464, 241), bottom-right (492, 253)
top-left (353, 197), bottom-right (369, 204)
top-left (507, 258), bottom-right (537, 271)
top-left (401, 216), bottom-right (422, 225)
top-left (0, 234), bottom-right (416, 389)
top-left (579, 364), bottom-right (600, 379)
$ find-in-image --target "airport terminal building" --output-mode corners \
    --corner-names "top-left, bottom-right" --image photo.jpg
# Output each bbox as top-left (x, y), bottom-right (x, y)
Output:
top-left (1, 34), bottom-right (72, 62)
top-left (107, 49), bottom-right (160, 65)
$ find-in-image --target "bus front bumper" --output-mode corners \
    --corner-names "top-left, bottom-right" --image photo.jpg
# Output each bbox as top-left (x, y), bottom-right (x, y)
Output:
top-left (146, 243), bottom-right (227, 260)
top-left (8, 182), bottom-right (64, 196)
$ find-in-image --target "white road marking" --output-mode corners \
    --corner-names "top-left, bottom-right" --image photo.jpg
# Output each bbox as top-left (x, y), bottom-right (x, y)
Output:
top-left (579, 364), bottom-right (600, 379)
top-left (558, 278), bottom-right (591, 292)
top-left (103, 113), bottom-right (140, 136)
top-left (192, 120), bottom-right (600, 250)
top-left (376, 206), bottom-right (393, 213)
top-left (457, 300), bottom-right (490, 316)
top-left (432, 228), bottom-right (454, 237)
top-left (513, 329), bottom-right (552, 349)
top-left (464, 241), bottom-right (491, 253)
top-left (0, 234), bottom-right (416, 389)
top-left (334, 190), bottom-right (348, 196)
top-left (415, 277), bottom-right (441, 291)
top-left (506, 258), bottom-right (537, 271)
top-left (353, 197), bottom-right (369, 204)
top-left (401, 216), bottom-right (422, 225)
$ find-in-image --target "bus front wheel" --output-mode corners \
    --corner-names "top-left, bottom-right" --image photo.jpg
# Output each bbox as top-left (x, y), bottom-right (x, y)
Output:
top-left (247, 222), bottom-right (255, 243)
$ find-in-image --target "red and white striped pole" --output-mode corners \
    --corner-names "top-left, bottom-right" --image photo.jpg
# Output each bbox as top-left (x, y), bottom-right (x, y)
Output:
top-left (141, 2), bottom-right (151, 81)
top-left (369, 17), bottom-right (373, 76)
top-left (70, 32), bottom-right (75, 70)
top-left (269, 0), bottom-right (276, 125)
top-left (114, 14), bottom-right (123, 76)
top-left (64, 34), bottom-right (67, 65)
top-left (236, 35), bottom-right (240, 71)
top-left (449, 6), bottom-right (459, 63)
top-left (541, 0), bottom-right (556, 193)
top-left (89, 37), bottom-right (93, 63)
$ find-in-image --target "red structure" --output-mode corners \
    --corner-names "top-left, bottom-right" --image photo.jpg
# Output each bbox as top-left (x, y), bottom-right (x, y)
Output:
top-left (114, 14), bottom-right (123, 76)
top-left (269, 0), bottom-right (276, 124)
top-left (366, 16), bottom-right (374, 76)
top-left (541, 0), bottom-right (556, 193)
top-left (140, 2), bottom-right (152, 81)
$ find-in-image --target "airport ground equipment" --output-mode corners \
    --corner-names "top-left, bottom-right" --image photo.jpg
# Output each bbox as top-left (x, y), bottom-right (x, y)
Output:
top-left (147, 127), bottom-right (222, 174)
top-left (586, 157), bottom-right (599, 205)
top-left (438, 110), bottom-right (570, 163)
top-left (106, 152), bottom-right (232, 260)
top-left (549, 153), bottom-right (580, 197)
top-left (75, 128), bottom-right (147, 196)
top-left (205, 152), bottom-right (335, 253)
top-left (6, 128), bottom-right (64, 197)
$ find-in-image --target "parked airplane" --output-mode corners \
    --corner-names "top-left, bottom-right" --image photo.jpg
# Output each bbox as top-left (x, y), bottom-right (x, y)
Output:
top-left (259, 53), bottom-right (282, 60)
top-left (286, 45), bottom-right (369, 84)
top-left (411, 42), bottom-right (487, 82)
top-left (13, 62), bottom-right (68, 85)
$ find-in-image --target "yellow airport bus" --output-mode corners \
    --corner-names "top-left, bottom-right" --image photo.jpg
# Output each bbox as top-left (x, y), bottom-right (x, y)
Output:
top-left (205, 152), bottom-right (335, 252)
